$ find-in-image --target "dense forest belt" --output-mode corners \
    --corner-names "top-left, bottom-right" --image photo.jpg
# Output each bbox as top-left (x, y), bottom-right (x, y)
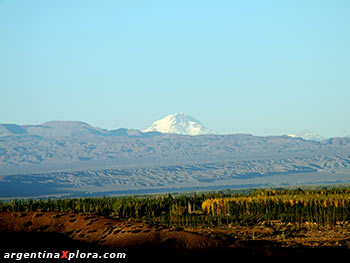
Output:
top-left (3, 187), bottom-right (350, 227)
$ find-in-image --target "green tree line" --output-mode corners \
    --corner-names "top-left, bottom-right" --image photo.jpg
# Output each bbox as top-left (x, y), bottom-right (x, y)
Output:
top-left (1, 187), bottom-right (350, 227)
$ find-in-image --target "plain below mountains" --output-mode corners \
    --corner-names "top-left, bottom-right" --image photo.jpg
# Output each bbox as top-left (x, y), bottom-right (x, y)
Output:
top-left (0, 120), bottom-right (350, 198)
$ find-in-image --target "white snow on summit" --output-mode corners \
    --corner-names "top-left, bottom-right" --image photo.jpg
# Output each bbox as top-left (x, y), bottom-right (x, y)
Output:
top-left (143, 113), bottom-right (216, 136)
top-left (287, 129), bottom-right (324, 141)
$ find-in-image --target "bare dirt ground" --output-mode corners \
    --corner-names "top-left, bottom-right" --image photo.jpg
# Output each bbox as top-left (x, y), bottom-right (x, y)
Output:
top-left (1, 212), bottom-right (350, 262)
top-left (0, 212), bottom-right (220, 249)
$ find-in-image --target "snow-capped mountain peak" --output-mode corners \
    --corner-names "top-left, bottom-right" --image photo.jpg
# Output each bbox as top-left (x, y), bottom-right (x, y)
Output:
top-left (287, 129), bottom-right (324, 141)
top-left (143, 113), bottom-right (216, 135)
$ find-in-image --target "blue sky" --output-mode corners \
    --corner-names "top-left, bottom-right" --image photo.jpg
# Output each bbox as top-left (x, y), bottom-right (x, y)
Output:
top-left (1, 0), bottom-right (349, 137)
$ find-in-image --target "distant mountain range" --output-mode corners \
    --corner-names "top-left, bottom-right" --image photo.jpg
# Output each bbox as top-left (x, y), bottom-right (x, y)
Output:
top-left (1, 115), bottom-right (349, 198)
top-left (0, 115), bottom-right (344, 174)
top-left (1, 113), bottom-right (324, 139)
top-left (0, 121), bottom-right (158, 138)
top-left (143, 113), bottom-right (326, 139)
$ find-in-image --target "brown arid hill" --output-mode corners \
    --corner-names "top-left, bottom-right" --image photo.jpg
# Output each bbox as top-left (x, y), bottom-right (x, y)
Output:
top-left (0, 211), bottom-right (220, 248)
top-left (0, 211), bottom-right (222, 262)
top-left (1, 212), bottom-right (350, 262)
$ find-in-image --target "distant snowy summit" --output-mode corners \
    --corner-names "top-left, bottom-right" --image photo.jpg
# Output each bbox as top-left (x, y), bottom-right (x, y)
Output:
top-left (143, 113), bottom-right (216, 136)
top-left (287, 129), bottom-right (324, 141)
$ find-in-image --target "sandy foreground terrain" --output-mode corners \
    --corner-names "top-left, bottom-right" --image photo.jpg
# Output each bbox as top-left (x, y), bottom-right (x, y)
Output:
top-left (1, 212), bottom-right (350, 262)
